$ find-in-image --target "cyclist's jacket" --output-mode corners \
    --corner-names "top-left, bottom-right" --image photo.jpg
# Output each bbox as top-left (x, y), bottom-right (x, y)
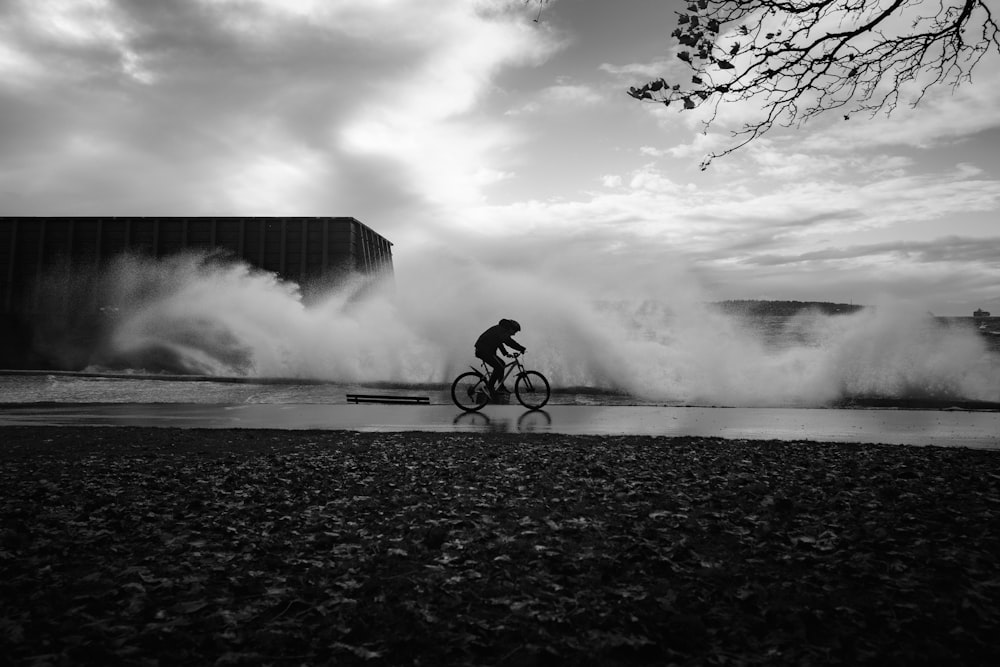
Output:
top-left (475, 322), bottom-right (525, 357)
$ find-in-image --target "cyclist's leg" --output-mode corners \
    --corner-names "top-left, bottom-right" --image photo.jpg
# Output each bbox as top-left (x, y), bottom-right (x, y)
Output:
top-left (476, 349), bottom-right (505, 393)
top-left (498, 360), bottom-right (516, 393)
top-left (489, 356), bottom-right (508, 392)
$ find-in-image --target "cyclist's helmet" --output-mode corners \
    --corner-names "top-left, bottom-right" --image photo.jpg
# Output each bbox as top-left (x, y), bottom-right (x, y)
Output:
top-left (500, 318), bottom-right (521, 333)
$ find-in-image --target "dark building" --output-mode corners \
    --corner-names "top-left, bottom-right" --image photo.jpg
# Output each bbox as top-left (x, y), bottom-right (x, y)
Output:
top-left (0, 217), bottom-right (393, 369)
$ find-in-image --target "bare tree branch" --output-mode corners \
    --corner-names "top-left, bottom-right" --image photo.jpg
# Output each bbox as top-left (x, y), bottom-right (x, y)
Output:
top-left (627, 0), bottom-right (1000, 169)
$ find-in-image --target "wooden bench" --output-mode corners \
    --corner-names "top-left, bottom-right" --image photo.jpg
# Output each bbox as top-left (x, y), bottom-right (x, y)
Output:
top-left (346, 394), bottom-right (430, 405)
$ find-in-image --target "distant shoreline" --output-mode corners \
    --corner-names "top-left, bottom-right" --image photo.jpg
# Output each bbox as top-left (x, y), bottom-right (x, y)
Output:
top-left (710, 299), bottom-right (866, 316)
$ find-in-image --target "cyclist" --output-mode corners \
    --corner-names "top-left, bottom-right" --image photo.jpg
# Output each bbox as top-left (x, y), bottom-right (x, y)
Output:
top-left (475, 318), bottom-right (526, 396)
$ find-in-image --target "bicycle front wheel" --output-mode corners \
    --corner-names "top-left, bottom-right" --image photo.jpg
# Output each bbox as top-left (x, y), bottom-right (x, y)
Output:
top-left (451, 372), bottom-right (490, 412)
top-left (515, 370), bottom-right (550, 410)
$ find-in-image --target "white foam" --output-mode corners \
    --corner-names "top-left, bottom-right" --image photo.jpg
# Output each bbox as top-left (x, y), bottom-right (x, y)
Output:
top-left (34, 250), bottom-right (1000, 406)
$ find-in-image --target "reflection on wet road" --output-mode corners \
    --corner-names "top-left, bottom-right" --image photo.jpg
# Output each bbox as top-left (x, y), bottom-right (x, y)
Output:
top-left (1, 403), bottom-right (998, 449)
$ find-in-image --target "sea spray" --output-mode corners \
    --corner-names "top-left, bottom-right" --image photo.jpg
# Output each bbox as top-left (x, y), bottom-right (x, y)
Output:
top-left (32, 250), bottom-right (1000, 406)
top-left (822, 304), bottom-right (999, 402)
top-left (595, 301), bottom-right (1000, 405)
top-left (94, 252), bottom-right (431, 379)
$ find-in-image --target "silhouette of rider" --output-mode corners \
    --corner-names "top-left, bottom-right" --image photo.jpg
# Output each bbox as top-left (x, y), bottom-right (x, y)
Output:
top-left (475, 319), bottom-right (526, 395)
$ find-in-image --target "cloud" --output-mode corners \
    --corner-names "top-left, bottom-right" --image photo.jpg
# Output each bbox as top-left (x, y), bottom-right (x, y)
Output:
top-left (598, 59), bottom-right (673, 80)
top-left (540, 82), bottom-right (604, 105)
top-left (448, 152), bottom-right (1000, 312)
top-left (719, 233), bottom-right (1000, 311)
top-left (0, 0), bottom-right (154, 85)
top-left (744, 236), bottom-right (1000, 267)
top-left (505, 79), bottom-right (604, 115)
top-left (0, 0), bottom-right (563, 235)
top-left (337, 2), bottom-right (561, 187)
top-left (799, 62), bottom-right (1000, 152)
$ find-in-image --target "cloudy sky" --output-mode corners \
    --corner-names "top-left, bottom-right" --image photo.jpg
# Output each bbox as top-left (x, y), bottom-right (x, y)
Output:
top-left (3, 0), bottom-right (998, 316)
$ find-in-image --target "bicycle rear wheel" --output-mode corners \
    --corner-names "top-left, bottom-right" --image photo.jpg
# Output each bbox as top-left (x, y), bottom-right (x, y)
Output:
top-left (451, 371), bottom-right (490, 412)
top-left (515, 370), bottom-right (550, 410)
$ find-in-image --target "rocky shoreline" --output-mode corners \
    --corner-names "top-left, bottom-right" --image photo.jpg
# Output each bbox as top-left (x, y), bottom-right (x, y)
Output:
top-left (1, 426), bottom-right (998, 665)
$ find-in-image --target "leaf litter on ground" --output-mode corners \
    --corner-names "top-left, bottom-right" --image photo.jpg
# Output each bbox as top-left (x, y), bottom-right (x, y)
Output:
top-left (0, 426), bottom-right (998, 666)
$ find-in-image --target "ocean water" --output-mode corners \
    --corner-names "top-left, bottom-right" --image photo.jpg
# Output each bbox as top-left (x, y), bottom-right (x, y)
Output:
top-left (6, 252), bottom-right (1000, 409)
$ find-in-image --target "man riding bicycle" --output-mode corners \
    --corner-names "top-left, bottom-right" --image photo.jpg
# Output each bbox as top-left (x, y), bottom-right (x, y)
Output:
top-left (475, 318), bottom-right (525, 396)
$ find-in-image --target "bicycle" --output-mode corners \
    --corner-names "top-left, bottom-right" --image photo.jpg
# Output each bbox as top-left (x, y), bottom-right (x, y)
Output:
top-left (451, 353), bottom-right (550, 412)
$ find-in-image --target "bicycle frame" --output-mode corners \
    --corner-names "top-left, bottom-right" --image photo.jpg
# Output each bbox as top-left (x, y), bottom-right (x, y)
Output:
top-left (471, 353), bottom-right (526, 387)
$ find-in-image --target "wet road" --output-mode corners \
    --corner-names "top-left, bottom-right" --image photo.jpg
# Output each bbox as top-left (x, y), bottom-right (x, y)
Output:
top-left (1, 403), bottom-right (998, 449)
